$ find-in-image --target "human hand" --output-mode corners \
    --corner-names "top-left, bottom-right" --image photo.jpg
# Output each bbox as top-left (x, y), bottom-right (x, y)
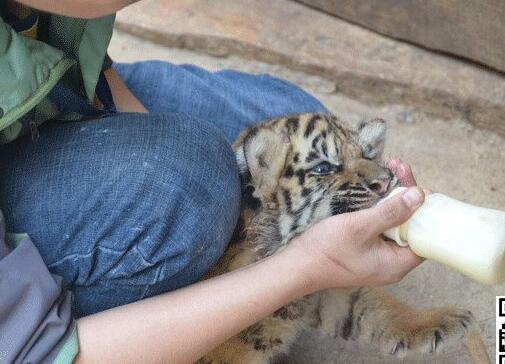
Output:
top-left (289, 160), bottom-right (425, 290)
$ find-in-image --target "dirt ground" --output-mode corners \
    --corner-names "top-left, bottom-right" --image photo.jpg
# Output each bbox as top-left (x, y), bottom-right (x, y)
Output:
top-left (109, 30), bottom-right (505, 363)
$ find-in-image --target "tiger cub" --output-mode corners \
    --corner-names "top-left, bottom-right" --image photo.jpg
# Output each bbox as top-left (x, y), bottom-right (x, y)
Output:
top-left (199, 113), bottom-right (489, 364)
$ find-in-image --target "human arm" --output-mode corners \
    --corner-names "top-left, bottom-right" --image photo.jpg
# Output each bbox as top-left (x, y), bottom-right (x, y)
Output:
top-left (74, 162), bottom-right (424, 363)
top-left (16, 0), bottom-right (140, 19)
top-left (103, 67), bottom-right (148, 113)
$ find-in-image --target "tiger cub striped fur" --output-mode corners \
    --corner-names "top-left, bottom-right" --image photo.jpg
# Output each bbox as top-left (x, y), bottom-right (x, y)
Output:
top-left (199, 113), bottom-right (489, 364)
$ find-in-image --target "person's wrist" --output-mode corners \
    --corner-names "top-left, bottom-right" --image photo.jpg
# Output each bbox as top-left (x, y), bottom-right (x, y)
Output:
top-left (280, 232), bottom-right (340, 294)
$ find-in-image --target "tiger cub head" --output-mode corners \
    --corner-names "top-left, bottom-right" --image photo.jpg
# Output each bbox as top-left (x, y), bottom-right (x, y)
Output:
top-left (234, 112), bottom-right (397, 247)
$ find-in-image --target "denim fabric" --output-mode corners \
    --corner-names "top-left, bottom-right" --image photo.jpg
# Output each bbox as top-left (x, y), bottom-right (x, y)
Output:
top-left (114, 61), bottom-right (327, 142)
top-left (0, 61), bottom-right (326, 317)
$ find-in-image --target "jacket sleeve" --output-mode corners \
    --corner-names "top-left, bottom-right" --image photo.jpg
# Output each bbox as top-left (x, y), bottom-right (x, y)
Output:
top-left (0, 211), bottom-right (79, 364)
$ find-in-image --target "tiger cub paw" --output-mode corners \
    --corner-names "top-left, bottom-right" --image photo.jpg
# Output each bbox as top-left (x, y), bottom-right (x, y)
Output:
top-left (373, 308), bottom-right (475, 357)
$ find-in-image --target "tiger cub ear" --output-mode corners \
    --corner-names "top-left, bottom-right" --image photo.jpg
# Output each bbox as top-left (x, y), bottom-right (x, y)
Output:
top-left (355, 118), bottom-right (387, 160)
top-left (236, 127), bottom-right (290, 199)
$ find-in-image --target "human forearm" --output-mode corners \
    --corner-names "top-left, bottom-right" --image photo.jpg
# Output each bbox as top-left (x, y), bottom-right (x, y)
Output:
top-left (104, 67), bottom-right (148, 113)
top-left (17, 0), bottom-right (139, 18)
top-left (74, 246), bottom-right (317, 364)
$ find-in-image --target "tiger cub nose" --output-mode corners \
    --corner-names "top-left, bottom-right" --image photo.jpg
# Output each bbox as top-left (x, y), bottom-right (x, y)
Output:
top-left (367, 176), bottom-right (391, 196)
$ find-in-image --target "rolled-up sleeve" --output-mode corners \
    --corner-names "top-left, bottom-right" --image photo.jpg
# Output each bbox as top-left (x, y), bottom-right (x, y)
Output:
top-left (0, 211), bottom-right (79, 364)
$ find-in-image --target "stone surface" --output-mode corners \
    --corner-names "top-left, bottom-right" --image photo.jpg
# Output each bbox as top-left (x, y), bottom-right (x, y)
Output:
top-left (110, 30), bottom-right (505, 363)
top-left (295, 0), bottom-right (505, 73)
top-left (115, 0), bottom-right (505, 138)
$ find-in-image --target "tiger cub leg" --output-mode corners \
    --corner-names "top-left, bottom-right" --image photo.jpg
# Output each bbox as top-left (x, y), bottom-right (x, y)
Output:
top-left (196, 336), bottom-right (274, 364)
top-left (319, 287), bottom-right (479, 359)
top-left (198, 297), bottom-right (318, 364)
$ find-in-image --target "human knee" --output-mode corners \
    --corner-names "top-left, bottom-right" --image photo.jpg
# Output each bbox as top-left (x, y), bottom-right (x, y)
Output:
top-left (108, 113), bottom-right (241, 287)
top-left (154, 115), bottom-right (242, 281)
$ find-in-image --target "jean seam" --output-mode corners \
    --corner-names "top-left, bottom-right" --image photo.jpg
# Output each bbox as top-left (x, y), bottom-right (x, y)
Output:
top-left (47, 245), bottom-right (127, 269)
top-left (140, 263), bottom-right (163, 298)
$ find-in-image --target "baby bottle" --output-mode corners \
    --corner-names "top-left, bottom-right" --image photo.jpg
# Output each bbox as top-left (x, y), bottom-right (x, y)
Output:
top-left (382, 187), bottom-right (505, 285)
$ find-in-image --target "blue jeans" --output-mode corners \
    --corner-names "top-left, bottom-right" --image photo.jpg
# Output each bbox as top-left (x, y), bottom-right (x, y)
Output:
top-left (0, 61), bottom-right (326, 317)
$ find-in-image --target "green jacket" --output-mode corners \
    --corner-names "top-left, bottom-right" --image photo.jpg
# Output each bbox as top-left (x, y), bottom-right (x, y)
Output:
top-left (0, 2), bottom-right (115, 143)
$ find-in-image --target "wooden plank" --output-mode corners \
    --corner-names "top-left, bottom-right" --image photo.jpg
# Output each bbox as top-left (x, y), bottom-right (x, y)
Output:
top-left (296, 0), bottom-right (505, 73)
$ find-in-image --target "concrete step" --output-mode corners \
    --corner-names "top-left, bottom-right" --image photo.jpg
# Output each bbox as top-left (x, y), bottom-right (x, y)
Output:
top-left (115, 0), bottom-right (505, 137)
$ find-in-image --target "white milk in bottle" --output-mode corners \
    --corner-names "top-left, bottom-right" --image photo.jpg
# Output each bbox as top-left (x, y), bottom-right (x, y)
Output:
top-left (382, 187), bottom-right (505, 285)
